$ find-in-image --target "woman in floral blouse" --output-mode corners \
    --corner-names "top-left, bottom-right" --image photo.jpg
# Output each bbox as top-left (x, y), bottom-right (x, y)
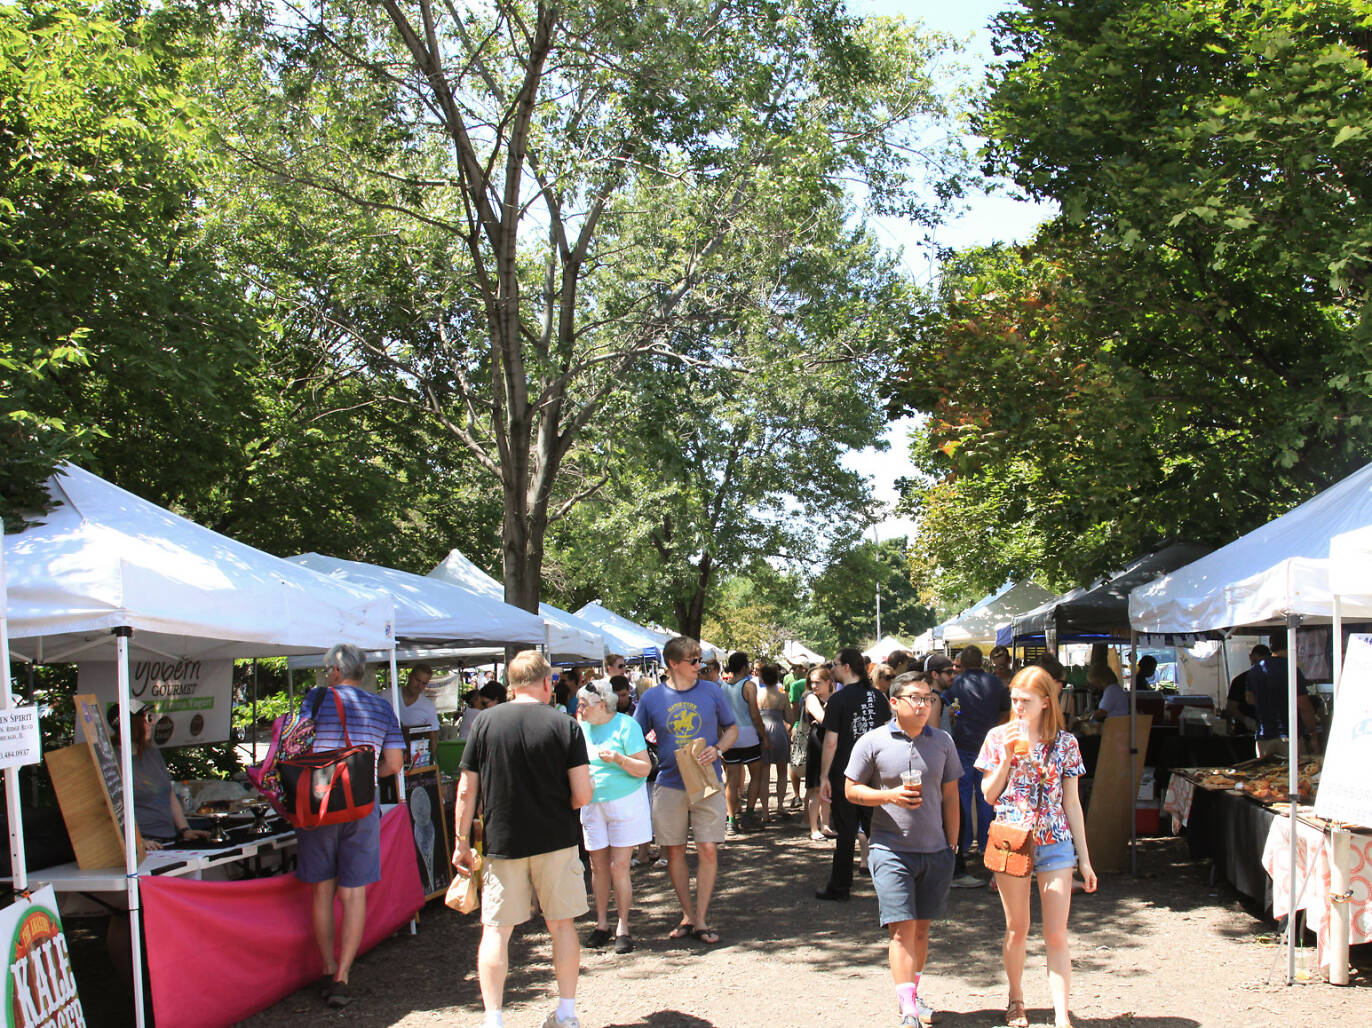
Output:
top-left (976, 666), bottom-right (1097, 1028)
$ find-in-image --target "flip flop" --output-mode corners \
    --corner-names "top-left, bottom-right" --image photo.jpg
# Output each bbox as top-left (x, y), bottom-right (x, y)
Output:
top-left (1005, 999), bottom-right (1029, 1028)
top-left (668, 921), bottom-right (694, 940)
top-left (691, 925), bottom-right (721, 945)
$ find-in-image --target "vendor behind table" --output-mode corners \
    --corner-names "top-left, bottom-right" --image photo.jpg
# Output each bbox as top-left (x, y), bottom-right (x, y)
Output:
top-left (108, 699), bottom-right (210, 850)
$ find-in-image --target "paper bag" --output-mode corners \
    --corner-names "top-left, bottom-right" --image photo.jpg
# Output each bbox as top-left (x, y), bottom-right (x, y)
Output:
top-left (676, 737), bottom-right (722, 804)
top-left (445, 853), bottom-right (482, 914)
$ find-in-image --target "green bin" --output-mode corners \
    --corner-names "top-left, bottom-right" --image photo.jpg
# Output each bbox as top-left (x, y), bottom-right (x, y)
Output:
top-left (436, 739), bottom-right (466, 774)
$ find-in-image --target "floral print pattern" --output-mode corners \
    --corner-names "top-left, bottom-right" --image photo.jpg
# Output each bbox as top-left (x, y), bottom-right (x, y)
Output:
top-left (975, 725), bottom-right (1085, 845)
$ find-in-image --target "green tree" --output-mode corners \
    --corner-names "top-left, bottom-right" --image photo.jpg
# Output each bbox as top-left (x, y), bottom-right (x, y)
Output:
top-left (209, 0), bottom-right (968, 614)
top-left (808, 535), bottom-right (935, 647)
top-left (891, 0), bottom-right (1372, 606)
top-left (543, 209), bottom-right (913, 638)
top-left (0, 2), bottom-right (258, 527)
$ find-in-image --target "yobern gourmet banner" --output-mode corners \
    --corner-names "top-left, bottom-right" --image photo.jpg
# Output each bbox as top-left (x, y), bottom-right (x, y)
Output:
top-left (4, 886), bottom-right (86, 1028)
top-left (77, 660), bottom-right (232, 747)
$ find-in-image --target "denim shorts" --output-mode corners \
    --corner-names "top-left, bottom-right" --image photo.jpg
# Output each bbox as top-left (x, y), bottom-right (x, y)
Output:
top-left (1033, 837), bottom-right (1077, 873)
top-left (295, 807), bottom-right (382, 887)
top-left (870, 845), bottom-right (955, 926)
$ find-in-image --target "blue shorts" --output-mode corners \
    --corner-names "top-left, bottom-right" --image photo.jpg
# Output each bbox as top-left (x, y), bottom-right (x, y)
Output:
top-left (295, 808), bottom-right (382, 888)
top-left (1033, 838), bottom-right (1077, 873)
top-left (870, 845), bottom-right (955, 926)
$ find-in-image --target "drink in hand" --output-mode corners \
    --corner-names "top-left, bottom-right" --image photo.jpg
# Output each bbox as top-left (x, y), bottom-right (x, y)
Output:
top-left (1013, 721), bottom-right (1031, 757)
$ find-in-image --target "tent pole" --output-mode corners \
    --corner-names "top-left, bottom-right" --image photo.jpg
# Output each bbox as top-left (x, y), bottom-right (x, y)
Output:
top-left (1285, 613), bottom-right (1300, 986)
top-left (1332, 596), bottom-right (1344, 701)
top-left (0, 526), bottom-right (28, 895)
top-left (1129, 630), bottom-right (1138, 876)
top-left (389, 648), bottom-right (405, 803)
top-left (115, 628), bottom-right (147, 1028)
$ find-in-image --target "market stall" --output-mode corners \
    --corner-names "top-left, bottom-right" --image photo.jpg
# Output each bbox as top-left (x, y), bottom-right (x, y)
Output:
top-left (1131, 459), bottom-right (1372, 983)
top-left (429, 548), bottom-right (608, 660)
top-left (936, 579), bottom-right (1054, 650)
top-left (3, 463), bottom-right (420, 1027)
top-left (572, 600), bottom-right (673, 662)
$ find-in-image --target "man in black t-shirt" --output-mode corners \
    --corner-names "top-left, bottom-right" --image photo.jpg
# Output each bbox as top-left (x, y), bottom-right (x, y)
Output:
top-left (456, 651), bottom-right (593, 1028)
top-left (815, 647), bottom-right (892, 901)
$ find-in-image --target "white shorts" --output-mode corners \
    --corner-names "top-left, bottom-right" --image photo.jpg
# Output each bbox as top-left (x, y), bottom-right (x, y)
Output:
top-left (580, 787), bottom-right (653, 850)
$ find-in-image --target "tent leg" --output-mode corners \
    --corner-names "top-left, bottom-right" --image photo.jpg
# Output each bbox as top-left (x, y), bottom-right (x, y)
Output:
top-left (1129, 631), bottom-right (1138, 877)
top-left (1332, 597), bottom-right (1344, 701)
top-left (115, 629), bottom-right (147, 1027)
top-left (0, 530), bottom-right (28, 895)
top-left (389, 648), bottom-right (405, 803)
top-left (1285, 614), bottom-right (1300, 987)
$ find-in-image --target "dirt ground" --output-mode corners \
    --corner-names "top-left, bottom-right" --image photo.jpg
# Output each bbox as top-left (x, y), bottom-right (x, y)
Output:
top-left (235, 815), bottom-right (1370, 1028)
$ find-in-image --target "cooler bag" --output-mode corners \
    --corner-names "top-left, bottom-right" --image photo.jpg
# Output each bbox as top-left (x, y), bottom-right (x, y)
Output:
top-left (276, 688), bottom-right (376, 829)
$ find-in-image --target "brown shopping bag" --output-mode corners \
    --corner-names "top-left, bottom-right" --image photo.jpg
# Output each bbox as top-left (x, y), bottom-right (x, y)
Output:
top-left (446, 853), bottom-right (482, 914)
top-left (676, 737), bottom-right (722, 804)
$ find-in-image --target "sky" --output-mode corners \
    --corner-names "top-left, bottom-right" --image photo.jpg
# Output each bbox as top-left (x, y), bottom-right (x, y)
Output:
top-left (838, 0), bottom-right (1054, 543)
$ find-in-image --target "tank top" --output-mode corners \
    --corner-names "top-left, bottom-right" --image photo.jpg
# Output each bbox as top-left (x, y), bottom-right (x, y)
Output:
top-left (722, 677), bottom-right (760, 748)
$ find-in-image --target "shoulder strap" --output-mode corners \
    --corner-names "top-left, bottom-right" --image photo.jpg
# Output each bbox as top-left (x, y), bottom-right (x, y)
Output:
top-left (307, 687), bottom-right (354, 747)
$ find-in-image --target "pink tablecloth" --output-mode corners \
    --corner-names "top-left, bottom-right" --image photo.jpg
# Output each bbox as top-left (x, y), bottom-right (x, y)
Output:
top-left (1261, 814), bottom-right (1372, 969)
top-left (143, 804), bottom-right (425, 1028)
top-left (1163, 774), bottom-right (1196, 834)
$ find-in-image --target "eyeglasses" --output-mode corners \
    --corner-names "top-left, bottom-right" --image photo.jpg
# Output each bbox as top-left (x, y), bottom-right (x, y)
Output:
top-left (897, 693), bottom-right (934, 708)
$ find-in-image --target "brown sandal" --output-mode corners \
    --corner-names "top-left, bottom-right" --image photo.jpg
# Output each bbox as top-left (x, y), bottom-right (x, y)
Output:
top-left (1006, 999), bottom-right (1029, 1028)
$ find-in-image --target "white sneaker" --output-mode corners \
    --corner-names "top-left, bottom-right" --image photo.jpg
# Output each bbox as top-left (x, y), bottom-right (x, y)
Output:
top-left (540, 1013), bottom-right (580, 1028)
top-left (916, 995), bottom-right (935, 1025)
top-left (949, 872), bottom-right (983, 888)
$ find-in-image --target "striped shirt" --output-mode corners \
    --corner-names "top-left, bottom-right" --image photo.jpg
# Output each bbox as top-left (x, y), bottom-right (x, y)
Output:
top-left (306, 686), bottom-right (403, 761)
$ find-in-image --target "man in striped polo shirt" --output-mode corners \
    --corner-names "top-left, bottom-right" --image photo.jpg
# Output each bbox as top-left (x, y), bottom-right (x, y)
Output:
top-left (297, 643), bottom-right (404, 1008)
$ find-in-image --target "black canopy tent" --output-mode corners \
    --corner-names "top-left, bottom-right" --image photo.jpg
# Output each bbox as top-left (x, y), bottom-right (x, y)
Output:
top-left (1008, 542), bottom-right (1215, 650)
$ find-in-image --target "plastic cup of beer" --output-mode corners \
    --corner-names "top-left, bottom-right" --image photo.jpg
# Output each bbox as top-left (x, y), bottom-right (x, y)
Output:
top-left (900, 769), bottom-right (922, 790)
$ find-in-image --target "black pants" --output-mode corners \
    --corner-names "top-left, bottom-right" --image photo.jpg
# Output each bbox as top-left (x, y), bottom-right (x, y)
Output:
top-left (825, 786), bottom-right (872, 894)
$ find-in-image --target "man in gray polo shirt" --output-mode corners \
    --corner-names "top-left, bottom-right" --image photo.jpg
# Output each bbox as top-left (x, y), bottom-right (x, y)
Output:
top-left (845, 671), bottom-right (961, 1028)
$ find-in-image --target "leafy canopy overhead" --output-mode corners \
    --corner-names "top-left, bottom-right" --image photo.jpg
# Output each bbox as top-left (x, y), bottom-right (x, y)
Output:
top-left (891, 0), bottom-right (1372, 609)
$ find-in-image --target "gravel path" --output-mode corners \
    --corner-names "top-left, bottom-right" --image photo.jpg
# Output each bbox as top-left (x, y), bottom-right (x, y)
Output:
top-left (239, 818), bottom-right (1369, 1028)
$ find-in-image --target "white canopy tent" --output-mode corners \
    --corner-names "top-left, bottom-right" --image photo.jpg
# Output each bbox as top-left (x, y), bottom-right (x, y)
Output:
top-left (427, 550), bottom-right (606, 661)
top-left (573, 602), bottom-right (671, 662)
top-left (782, 639), bottom-right (826, 665)
top-left (1129, 459), bottom-right (1372, 985)
top-left (863, 635), bottom-right (909, 663)
top-left (937, 580), bottom-right (1056, 649)
top-left (3, 464), bottom-right (396, 1027)
top-left (290, 553), bottom-right (545, 648)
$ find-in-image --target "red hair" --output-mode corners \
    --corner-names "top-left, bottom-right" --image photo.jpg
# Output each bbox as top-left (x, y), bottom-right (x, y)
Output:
top-left (1008, 665), bottom-right (1063, 740)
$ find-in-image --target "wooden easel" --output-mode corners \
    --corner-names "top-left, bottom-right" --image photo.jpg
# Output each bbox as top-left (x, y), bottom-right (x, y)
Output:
top-left (1085, 713), bottom-right (1152, 873)
top-left (47, 694), bottom-right (145, 869)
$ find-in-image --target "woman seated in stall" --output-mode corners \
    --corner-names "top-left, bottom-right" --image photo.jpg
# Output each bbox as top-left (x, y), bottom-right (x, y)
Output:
top-left (108, 700), bottom-right (209, 850)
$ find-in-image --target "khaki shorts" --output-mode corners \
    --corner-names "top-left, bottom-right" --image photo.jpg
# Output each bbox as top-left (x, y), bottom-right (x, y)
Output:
top-left (652, 785), bottom-right (727, 846)
top-left (481, 844), bottom-right (588, 927)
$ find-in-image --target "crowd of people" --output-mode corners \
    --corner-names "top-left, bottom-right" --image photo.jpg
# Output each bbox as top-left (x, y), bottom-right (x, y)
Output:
top-left (446, 639), bottom-right (1099, 1028)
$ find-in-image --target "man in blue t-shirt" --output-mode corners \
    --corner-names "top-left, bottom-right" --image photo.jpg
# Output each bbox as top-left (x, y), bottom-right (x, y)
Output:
top-left (1245, 631), bottom-right (1318, 759)
top-left (932, 645), bottom-right (1009, 887)
top-left (634, 636), bottom-right (737, 945)
top-left (297, 644), bottom-right (404, 1009)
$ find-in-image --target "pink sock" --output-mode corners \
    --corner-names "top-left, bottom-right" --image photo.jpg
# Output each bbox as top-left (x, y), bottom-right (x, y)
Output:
top-left (896, 982), bottom-right (918, 1015)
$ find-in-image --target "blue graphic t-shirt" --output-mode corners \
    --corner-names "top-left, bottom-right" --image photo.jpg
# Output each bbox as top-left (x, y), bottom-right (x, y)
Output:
top-left (634, 680), bottom-right (736, 790)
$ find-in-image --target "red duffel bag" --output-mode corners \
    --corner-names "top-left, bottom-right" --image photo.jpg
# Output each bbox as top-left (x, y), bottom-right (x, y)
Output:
top-left (276, 687), bottom-right (376, 829)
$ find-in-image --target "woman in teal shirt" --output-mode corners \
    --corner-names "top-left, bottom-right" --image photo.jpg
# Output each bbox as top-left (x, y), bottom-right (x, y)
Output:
top-left (576, 679), bottom-right (652, 953)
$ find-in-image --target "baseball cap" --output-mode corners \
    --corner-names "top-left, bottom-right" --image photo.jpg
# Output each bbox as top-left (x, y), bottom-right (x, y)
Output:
top-left (577, 679), bottom-right (616, 708)
top-left (923, 654), bottom-right (955, 674)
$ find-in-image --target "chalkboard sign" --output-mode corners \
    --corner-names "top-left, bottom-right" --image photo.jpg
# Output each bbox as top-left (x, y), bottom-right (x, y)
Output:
top-left (404, 765), bottom-right (451, 899)
top-left (75, 694), bottom-right (126, 830)
top-left (47, 694), bottom-right (146, 869)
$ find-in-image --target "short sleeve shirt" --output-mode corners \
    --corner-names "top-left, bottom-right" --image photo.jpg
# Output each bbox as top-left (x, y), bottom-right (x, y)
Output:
top-left (584, 713), bottom-right (648, 804)
top-left (1245, 657), bottom-right (1311, 738)
top-left (634, 680), bottom-right (736, 790)
top-left (844, 722), bottom-right (960, 853)
top-left (820, 683), bottom-right (891, 786)
top-left (941, 669), bottom-right (1010, 751)
top-left (306, 686), bottom-right (404, 788)
top-left (399, 695), bottom-right (440, 731)
top-left (461, 701), bottom-right (589, 859)
top-left (975, 725), bottom-right (1085, 845)
top-left (1097, 683), bottom-right (1129, 718)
